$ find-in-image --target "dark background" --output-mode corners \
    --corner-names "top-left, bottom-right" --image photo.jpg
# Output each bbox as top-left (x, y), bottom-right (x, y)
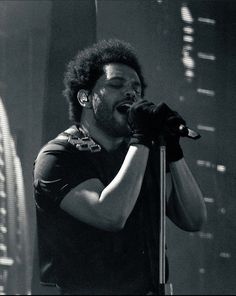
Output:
top-left (0, 0), bottom-right (235, 294)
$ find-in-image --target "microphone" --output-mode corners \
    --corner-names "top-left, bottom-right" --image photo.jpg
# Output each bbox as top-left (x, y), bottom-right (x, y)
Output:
top-left (178, 124), bottom-right (201, 140)
top-left (117, 103), bottom-right (201, 140)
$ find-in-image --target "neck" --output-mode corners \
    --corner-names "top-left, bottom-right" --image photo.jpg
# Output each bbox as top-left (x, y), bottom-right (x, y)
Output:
top-left (79, 111), bottom-right (126, 152)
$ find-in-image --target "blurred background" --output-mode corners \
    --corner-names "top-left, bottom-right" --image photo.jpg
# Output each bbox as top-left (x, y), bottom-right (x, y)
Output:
top-left (0, 0), bottom-right (235, 294)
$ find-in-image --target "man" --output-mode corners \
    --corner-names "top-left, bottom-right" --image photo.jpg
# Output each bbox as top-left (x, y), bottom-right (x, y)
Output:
top-left (33, 39), bottom-right (207, 295)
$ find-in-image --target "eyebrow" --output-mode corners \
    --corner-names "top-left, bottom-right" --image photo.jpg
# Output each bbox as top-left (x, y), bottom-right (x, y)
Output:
top-left (106, 76), bottom-right (141, 86)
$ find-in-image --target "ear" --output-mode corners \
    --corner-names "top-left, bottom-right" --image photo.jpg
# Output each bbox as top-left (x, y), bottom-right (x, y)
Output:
top-left (77, 89), bottom-right (92, 108)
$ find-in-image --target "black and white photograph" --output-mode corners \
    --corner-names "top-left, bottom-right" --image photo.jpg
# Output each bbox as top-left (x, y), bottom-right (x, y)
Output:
top-left (0, 0), bottom-right (235, 295)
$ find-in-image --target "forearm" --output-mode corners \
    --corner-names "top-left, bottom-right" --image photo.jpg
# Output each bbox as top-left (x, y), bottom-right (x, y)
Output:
top-left (98, 144), bottom-right (149, 227)
top-left (60, 144), bottom-right (149, 232)
top-left (167, 158), bottom-right (207, 231)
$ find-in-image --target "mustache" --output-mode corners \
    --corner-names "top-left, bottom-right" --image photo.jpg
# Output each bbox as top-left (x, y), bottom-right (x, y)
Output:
top-left (116, 97), bottom-right (136, 109)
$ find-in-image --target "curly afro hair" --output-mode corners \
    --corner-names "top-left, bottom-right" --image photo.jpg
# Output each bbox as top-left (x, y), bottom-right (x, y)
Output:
top-left (63, 39), bottom-right (147, 123)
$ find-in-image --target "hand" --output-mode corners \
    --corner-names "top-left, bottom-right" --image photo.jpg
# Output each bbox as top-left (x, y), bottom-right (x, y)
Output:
top-left (128, 100), bottom-right (172, 148)
top-left (163, 111), bottom-right (186, 162)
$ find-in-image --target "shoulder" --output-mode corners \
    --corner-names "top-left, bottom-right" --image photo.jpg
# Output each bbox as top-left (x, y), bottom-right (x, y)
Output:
top-left (33, 126), bottom-right (84, 180)
top-left (33, 125), bottom-right (104, 184)
top-left (38, 126), bottom-right (80, 156)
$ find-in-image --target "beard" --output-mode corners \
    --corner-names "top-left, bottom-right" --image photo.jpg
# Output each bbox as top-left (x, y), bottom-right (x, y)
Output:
top-left (93, 100), bottom-right (130, 137)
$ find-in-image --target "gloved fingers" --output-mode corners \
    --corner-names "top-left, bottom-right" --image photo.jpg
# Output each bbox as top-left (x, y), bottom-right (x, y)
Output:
top-left (128, 100), bottom-right (186, 142)
top-left (129, 100), bottom-right (155, 115)
top-left (128, 100), bottom-right (156, 129)
top-left (128, 100), bottom-right (171, 126)
top-left (162, 125), bottom-right (180, 139)
top-left (165, 111), bottom-right (186, 134)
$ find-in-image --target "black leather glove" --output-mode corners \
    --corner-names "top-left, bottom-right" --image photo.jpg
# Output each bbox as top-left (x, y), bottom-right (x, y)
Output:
top-left (163, 111), bottom-right (186, 162)
top-left (128, 100), bottom-right (172, 148)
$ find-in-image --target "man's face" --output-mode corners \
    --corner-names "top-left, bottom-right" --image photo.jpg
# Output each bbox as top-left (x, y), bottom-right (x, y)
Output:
top-left (91, 63), bottom-right (142, 137)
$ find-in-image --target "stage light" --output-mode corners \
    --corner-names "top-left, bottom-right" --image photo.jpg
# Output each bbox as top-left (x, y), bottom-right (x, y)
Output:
top-left (181, 5), bottom-right (194, 24)
top-left (198, 52), bottom-right (216, 61)
top-left (183, 26), bottom-right (194, 34)
top-left (198, 17), bottom-right (216, 25)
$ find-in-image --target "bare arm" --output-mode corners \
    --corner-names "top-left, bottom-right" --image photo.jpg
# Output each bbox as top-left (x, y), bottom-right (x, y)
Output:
top-left (60, 144), bottom-right (149, 232)
top-left (166, 158), bottom-right (207, 232)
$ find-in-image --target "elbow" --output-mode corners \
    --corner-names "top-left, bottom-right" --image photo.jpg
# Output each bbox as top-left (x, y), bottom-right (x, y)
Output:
top-left (196, 206), bottom-right (207, 231)
top-left (185, 220), bottom-right (204, 232)
top-left (95, 201), bottom-right (128, 232)
top-left (194, 202), bottom-right (208, 231)
top-left (179, 219), bottom-right (204, 232)
top-left (105, 215), bottom-right (127, 232)
top-left (110, 216), bottom-right (127, 232)
top-left (191, 197), bottom-right (208, 232)
top-left (173, 205), bottom-right (208, 232)
top-left (185, 208), bottom-right (208, 232)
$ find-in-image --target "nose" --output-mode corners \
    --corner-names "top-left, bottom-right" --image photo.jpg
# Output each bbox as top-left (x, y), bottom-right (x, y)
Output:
top-left (123, 88), bottom-right (136, 101)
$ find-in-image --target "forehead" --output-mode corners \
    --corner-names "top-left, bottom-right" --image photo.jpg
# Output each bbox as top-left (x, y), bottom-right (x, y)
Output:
top-left (103, 63), bottom-right (141, 83)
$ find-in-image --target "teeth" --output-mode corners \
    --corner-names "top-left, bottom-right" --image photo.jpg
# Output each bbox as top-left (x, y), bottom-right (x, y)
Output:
top-left (122, 103), bottom-right (132, 108)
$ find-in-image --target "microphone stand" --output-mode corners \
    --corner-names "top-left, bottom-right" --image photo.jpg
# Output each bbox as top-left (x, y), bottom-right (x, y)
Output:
top-left (158, 126), bottom-right (200, 295)
top-left (158, 135), bottom-right (173, 296)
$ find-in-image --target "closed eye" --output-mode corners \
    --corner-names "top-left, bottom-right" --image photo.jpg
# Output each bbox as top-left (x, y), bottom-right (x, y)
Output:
top-left (109, 83), bottom-right (123, 88)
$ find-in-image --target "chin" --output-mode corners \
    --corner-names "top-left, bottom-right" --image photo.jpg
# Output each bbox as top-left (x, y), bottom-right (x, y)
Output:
top-left (105, 126), bottom-right (129, 138)
top-left (116, 123), bottom-right (131, 137)
top-left (96, 116), bottom-right (130, 138)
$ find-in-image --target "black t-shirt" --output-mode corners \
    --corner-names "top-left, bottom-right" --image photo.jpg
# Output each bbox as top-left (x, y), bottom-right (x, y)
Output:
top-left (33, 126), bottom-right (164, 294)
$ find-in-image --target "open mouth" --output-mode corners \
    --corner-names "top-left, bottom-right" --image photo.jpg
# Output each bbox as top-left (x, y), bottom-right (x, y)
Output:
top-left (116, 101), bottom-right (133, 114)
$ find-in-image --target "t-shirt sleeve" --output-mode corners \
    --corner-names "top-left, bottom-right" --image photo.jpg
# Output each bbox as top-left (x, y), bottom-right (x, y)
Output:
top-left (33, 142), bottom-right (98, 211)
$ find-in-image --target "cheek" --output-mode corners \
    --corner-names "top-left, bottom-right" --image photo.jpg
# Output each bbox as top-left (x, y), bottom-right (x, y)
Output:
top-left (99, 88), bottom-right (106, 96)
top-left (92, 89), bottom-right (114, 112)
top-left (92, 93), bottom-right (102, 113)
